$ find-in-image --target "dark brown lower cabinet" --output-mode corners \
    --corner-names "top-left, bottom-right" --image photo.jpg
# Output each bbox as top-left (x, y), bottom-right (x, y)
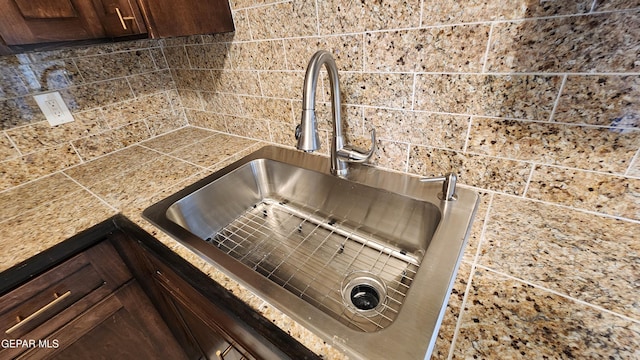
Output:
top-left (0, 216), bottom-right (320, 360)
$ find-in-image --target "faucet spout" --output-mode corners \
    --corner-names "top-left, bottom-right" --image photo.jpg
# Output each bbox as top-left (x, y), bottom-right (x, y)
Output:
top-left (296, 50), bottom-right (376, 176)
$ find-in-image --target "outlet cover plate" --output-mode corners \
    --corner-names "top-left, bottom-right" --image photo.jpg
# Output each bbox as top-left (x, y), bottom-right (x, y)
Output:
top-left (33, 92), bottom-right (74, 126)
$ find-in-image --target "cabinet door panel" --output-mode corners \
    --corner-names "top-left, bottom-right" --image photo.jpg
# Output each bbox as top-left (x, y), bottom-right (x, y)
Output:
top-left (138, 0), bottom-right (234, 38)
top-left (14, 0), bottom-right (77, 19)
top-left (0, 0), bottom-right (105, 44)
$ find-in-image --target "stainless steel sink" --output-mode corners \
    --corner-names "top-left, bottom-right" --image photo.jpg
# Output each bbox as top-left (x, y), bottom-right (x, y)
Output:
top-left (144, 145), bottom-right (478, 360)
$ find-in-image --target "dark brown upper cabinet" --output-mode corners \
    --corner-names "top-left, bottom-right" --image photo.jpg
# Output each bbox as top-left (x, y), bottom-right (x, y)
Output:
top-left (0, 0), bottom-right (233, 52)
top-left (137, 0), bottom-right (234, 38)
top-left (0, 0), bottom-right (114, 45)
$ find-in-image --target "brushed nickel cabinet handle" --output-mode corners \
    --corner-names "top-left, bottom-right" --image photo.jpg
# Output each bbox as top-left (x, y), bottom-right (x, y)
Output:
top-left (115, 7), bottom-right (135, 30)
top-left (215, 344), bottom-right (233, 360)
top-left (5, 291), bottom-right (72, 335)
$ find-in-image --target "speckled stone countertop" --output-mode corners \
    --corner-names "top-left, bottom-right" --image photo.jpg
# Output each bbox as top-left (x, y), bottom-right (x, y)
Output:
top-left (0, 126), bottom-right (346, 359)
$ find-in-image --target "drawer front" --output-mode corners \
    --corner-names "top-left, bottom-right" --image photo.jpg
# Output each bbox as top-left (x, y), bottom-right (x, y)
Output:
top-left (0, 240), bottom-right (132, 358)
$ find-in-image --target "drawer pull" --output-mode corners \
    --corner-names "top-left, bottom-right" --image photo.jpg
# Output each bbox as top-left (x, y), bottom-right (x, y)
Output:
top-left (115, 7), bottom-right (135, 30)
top-left (5, 291), bottom-right (72, 335)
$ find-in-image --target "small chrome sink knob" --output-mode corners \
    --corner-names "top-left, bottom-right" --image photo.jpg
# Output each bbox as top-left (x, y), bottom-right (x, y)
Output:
top-left (420, 172), bottom-right (458, 201)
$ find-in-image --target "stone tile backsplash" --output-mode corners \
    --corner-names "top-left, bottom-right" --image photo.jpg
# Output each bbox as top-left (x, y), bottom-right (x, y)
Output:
top-left (1, 0), bottom-right (639, 357)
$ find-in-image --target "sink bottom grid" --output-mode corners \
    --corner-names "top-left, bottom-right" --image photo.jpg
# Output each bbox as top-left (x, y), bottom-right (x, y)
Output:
top-left (205, 199), bottom-right (419, 332)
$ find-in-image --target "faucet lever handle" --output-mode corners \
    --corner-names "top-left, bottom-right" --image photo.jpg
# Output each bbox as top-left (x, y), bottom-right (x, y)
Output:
top-left (420, 172), bottom-right (458, 201)
top-left (337, 129), bottom-right (376, 163)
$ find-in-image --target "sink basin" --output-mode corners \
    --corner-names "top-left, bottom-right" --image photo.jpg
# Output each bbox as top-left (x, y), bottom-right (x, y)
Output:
top-left (144, 145), bottom-right (478, 359)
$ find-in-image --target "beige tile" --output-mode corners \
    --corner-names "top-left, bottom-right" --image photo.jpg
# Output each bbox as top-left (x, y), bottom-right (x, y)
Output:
top-left (526, 166), bottom-right (640, 220)
top-left (101, 92), bottom-right (173, 128)
top-left (284, 35), bottom-right (364, 72)
top-left (149, 47), bottom-right (168, 70)
top-left (0, 66), bottom-right (30, 99)
top-left (211, 70), bottom-right (262, 96)
top-left (229, 10), bottom-right (252, 42)
top-left (0, 132), bottom-right (20, 161)
top-left (185, 43), bottom-right (232, 70)
top-left (365, 25), bottom-right (489, 72)
top-left (172, 69), bottom-right (218, 92)
top-left (140, 126), bottom-right (217, 153)
top-left (240, 96), bottom-right (293, 123)
top-left (170, 133), bottom-right (258, 167)
top-left (317, 0), bottom-right (421, 34)
top-left (0, 144), bottom-right (80, 191)
top-left (481, 195), bottom-right (640, 319)
top-left (408, 146), bottom-right (532, 195)
top-left (364, 108), bottom-right (469, 150)
top-left (145, 110), bottom-right (188, 137)
top-left (0, 189), bottom-right (116, 272)
top-left (342, 72), bottom-right (414, 109)
top-left (0, 96), bottom-right (47, 130)
top-left (6, 109), bottom-right (108, 154)
top-left (0, 173), bottom-right (80, 221)
top-left (259, 71), bottom-right (304, 100)
top-left (225, 116), bottom-right (271, 141)
top-left (86, 155), bottom-right (201, 209)
top-left (72, 121), bottom-right (151, 161)
top-left (177, 89), bottom-right (204, 110)
top-left (127, 70), bottom-right (175, 97)
top-left (452, 268), bottom-right (640, 359)
top-left (64, 145), bottom-right (159, 186)
top-left (372, 139), bottom-right (409, 172)
top-left (269, 120), bottom-right (296, 146)
top-left (554, 75), bottom-right (640, 127)
top-left (431, 262), bottom-right (471, 360)
top-left (185, 109), bottom-right (228, 132)
top-left (162, 45), bottom-right (190, 69)
top-left (422, 0), bottom-right (591, 25)
top-left (229, 41), bottom-right (286, 71)
top-left (201, 92), bottom-right (245, 116)
top-left (74, 50), bottom-right (157, 82)
top-left (593, 0), bottom-right (640, 12)
top-left (414, 74), bottom-right (562, 121)
top-left (486, 11), bottom-right (640, 73)
top-left (467, 118), bottom-right (640, 174)
top-left (60, 78), bottom-right (134, 112)
top-left (27, 59), bottom-right (80, 90)
top-left (246, 1), bottom-right (317, 40)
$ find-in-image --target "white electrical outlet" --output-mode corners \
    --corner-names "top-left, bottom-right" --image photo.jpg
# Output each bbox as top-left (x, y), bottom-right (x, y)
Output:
top-left (33, 91), bottom-right (75, 126)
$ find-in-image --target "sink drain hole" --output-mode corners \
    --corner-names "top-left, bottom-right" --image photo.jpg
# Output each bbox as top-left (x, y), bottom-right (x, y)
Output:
top-left (350, 285), bottom-right (380, 311)
top-left (342, 271), bottom-right (387, 316)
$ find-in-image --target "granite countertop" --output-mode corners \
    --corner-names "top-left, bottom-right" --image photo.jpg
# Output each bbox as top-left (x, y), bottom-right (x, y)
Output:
top-left (0, 126), bottom-right (346, 359)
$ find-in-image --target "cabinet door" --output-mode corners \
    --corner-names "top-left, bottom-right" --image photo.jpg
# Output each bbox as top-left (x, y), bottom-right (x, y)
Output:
top-left (0, 240), bottom-right (133, 359)
top-left (17, 281), bottom-right (189, 360)
top-left (137, 0), bottom-right (234, 38)
top-left (91, 0), bottom-right (146, 37)
top-left (0, 0), bottom-right (105, 45)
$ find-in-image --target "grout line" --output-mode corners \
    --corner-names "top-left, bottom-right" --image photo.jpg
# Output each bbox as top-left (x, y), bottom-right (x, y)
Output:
top-left (520, 163), bottom-right (537, 198)
top-left (474, 264), bottom-right (640, 326)
top-left (625, 148), bottom-right (640, 177)
top-left (410, 73), bottom-right (417, 111)
top-left (3, 131), bottom-right (24, 157)
top-left (403, 143), bottom-right (411, 173)
top-left (548, 74), bottom-right (567, 122)
top-left (462, 116), bottom-right (473, 153)
top-left (61, 172), bottom-right (119, 213)
top-left (481, 22), bottom-right (494, 74)
top-left (590, 0), bottom-right (598, 13)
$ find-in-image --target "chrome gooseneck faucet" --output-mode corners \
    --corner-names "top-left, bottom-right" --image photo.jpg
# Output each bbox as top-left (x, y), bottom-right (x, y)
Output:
top-left (295, 50), bottom-right (376, 177)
